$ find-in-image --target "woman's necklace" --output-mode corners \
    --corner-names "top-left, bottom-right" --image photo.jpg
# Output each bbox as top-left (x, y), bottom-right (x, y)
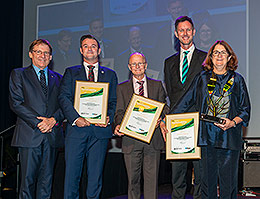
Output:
top-left (207, 71), bottom-right (234, 116)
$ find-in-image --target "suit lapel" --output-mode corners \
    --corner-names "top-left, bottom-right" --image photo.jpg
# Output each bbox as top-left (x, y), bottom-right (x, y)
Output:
top-left (76, 65), bottom-right (87, 81)
top-left (147, 77), bottom-right (152, 98)
top-left (26, 65), bottom-right (46, 97)
top-left (182, 48), bottom-right (200, 87)
top-left (126, 78), bottom-right (134, 100)
top-left (97, 65), bottom-right (106, 82)
top-left (188, 49), bottom-right (199, 76)
top-left (173, 53), bottom-right (183, 87)
top-left (48, 69), bottom-right (55, 96)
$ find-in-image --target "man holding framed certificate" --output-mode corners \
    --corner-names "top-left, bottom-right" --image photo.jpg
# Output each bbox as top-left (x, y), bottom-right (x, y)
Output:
top-left (114, 52), bottom-right (168, 199)
top-left (162, 16), bottom-right (207, 199)
top-left (59, 34), bottom-right (118, 199)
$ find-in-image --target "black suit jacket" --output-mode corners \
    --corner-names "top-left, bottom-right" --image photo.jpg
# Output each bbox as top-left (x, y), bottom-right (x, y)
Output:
top-left (114, 77), bottom-right (168, 153)
top-left (9, 65), bottom-right (64, 148)
top-left (164, 48), bottom-right (207, 110)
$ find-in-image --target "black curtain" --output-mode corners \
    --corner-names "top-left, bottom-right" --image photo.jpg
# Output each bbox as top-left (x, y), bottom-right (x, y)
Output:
top-left (0, 1), bottom-right (24, 134)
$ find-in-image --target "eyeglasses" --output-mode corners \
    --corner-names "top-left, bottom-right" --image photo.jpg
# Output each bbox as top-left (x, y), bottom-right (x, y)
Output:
top-left (212, 50), bottom-right (228, 57)
top-left (33, 50), bottom-right (51, 56)
top-left (128, 62), bottom-right (146, 67)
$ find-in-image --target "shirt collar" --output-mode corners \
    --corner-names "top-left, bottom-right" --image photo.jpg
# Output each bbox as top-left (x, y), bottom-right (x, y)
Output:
top-left (32, 65), bottom-right (48, 75)
top-left (83, 61), bottom-right (99, 71)
top-left (130, 46), bottom-right (142, 54)
top-left (132, 74), bottom-right (146, 84)
top-left (180, 44), bottom-right (195, 55)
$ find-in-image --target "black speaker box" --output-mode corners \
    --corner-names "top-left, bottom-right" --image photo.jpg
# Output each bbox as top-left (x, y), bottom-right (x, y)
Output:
top-left (243, 160), bottom-right (260, 188)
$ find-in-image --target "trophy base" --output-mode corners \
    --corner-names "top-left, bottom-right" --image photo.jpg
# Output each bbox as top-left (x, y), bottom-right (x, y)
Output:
top-left (200, 114), bottom-right (225, 124)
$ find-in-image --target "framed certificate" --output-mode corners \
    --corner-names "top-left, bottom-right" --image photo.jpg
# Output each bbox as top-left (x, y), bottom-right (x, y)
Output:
top-left (74, 81), bottom-right (109, 124)
top-left (166, 112), bottom-right (201, 160)
top-left (119, 94), bottom-right (165, 143)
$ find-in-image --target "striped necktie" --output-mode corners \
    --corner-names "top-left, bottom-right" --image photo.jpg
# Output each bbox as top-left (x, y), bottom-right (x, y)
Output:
top-left (137, 81), bottom-right (144, 96)
top-left (88, 65), bottom-right (95, 82)
top-left (181, 51), bottom-right (189, 84)
top-left (39, 70), bottom-right (48, 96)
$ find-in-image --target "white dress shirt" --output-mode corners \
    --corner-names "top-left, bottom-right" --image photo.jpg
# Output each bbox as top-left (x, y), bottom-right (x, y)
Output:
top-left (83, 61), bottom-right (99, 82)
top-left (132, 75), bottom-right (148, 98)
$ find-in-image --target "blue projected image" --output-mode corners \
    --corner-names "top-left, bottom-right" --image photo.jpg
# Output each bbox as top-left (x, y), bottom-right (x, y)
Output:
top-left (37, 0), bottom-right (246, 83)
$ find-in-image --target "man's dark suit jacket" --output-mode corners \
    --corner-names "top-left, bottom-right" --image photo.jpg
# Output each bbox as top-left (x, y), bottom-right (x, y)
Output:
top-left (154, 22), bottom-right (179, 76)
top-left (164, 48), bottom-right (207, 110)
top-left (9, 65), bottom-right (64, 148)
top-left (58, 64), bottom-right (118, 139)
top-left (114, 77), bottom-right (167, 153)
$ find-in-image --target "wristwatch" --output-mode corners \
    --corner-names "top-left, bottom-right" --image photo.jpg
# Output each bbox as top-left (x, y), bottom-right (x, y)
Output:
top-left (232, 120), bottom-right (237, 127)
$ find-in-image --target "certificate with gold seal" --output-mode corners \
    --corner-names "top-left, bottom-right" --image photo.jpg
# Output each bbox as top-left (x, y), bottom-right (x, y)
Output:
top-left (119, 94), bottom-right (165, 143)
top-left (166, 112), bottom-right (201, 160)
top-left (74, 81), bottom-right (109, 124)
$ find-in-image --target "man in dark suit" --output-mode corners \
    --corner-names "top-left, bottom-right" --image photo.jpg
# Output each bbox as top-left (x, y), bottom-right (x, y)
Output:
top-left (51, 29), bottom-right (80, 75)
top-left (59, 34), bottom-right (118, 199)
top-left (163, 16), bottom-right (207, 199)
top-left (115, 26), bottom-right (154, 83)
top-left (154, 0), bottom-right (188, 79)
top-left (9, 39), bottom-right (64, 199)
top-left (114, 52), bottom-right (168, 199)
top-left (89, 18), bottom-right (113, 59)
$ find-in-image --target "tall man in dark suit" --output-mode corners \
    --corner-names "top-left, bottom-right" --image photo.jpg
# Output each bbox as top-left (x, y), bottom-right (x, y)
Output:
top-left (89, 18), bottom-right (113, 59)
top-left (163, 16), bottom-right (207, 199)
top-left (9, 39), bottom-right (64, 199)
top-left (114, 52), bottom-right (168, 199)
top-left (59, 34), bottom-right (118, 199)
top-left (115, 26), bottom-right (153, 82)
top-left (154, 0), bottom-right (188, 79)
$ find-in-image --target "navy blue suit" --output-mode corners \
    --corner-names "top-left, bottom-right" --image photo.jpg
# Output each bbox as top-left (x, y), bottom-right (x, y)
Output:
top-left (9, 65), bottom-right (64, 198)
top-left (59, 64), bottom-right (118, 199)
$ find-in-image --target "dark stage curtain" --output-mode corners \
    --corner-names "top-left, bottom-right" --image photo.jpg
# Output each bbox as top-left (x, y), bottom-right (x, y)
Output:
top-left (0, 1), bottom-right (24, 135)
top-left (0, 1), bottom-right (24, 197)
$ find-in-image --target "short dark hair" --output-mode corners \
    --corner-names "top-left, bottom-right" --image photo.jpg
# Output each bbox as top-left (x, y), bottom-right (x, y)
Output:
top-left (89, 17), bottom-right (103, 29)
top-left (57, 29), bottom-right (72, 41)
top-left (29, 39), bottom-right (52, 55)
top-left (175, 16), bottom-right (194, 30)
top-left (203, 40), bottom-right (238, 71)
top-left (168, 0), bottom-right (182, 7)
top-left (80, 34), bottom-right (100, 49)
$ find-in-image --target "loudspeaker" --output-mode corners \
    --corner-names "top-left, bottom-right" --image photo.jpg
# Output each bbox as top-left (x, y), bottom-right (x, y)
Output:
top-left (243, 160), bottom-right (260, 187)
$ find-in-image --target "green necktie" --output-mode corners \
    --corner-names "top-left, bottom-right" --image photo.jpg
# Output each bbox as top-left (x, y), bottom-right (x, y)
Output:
top-left (181, 51), bottom-right (189, 84)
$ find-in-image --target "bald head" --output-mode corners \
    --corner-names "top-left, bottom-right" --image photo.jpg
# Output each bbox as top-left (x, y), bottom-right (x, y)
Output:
top-left (128, 52), bottom-right (147, 80)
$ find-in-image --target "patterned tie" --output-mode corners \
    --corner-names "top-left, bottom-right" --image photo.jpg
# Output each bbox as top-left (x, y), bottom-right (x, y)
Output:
top-left (181, 51), bottom-right (189, 84)
top-left (39, 70), bottom-right (48, 96)
top-left (137, 81), bottom-right (144, 96)
top-left (88, 65), bottom-right (95, 82)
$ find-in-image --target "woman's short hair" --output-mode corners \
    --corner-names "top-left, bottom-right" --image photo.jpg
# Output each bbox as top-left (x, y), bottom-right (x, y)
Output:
top-left (202, 40), bottom-right (238, 71)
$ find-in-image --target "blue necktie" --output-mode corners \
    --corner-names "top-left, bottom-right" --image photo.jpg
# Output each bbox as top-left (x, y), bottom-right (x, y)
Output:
top-left (181, 51), bottom-right (189, 84)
